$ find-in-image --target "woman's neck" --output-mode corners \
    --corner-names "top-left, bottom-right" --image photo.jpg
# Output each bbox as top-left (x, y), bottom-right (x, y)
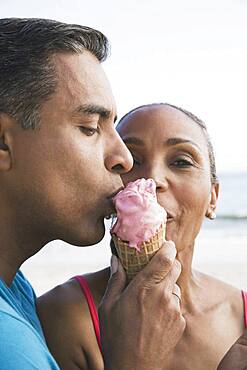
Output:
top-left (176, 245), bottom-right (203, 313)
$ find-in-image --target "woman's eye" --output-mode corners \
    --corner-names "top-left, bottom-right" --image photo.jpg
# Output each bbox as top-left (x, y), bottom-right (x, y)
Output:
top-left (79, 126), bottom-right (98, 136)
top-left (127, 148), bottom-right (142, 166)
top-left (130, 154), bottom-right (142, 166)
top-left (172, 158), bottom-right (193, 167)
top-left (133, 157), bottom-right (141, 165)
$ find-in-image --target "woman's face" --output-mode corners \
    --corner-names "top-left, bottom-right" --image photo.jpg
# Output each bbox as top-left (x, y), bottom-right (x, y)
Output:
top-left (117, 105), bottom-right (218, 251)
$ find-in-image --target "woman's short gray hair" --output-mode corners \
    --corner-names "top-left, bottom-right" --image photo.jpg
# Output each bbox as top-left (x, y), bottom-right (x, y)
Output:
top-left (117, 103), bottom-right (218, 185)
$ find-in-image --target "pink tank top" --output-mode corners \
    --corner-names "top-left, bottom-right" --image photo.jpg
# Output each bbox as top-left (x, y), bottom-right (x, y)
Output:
top-left (74, 275), bottom-right (101, 351)
top-left (242, 291), bottom-right (247, 328)
top-left (75, 275), bottom-right (247, 351)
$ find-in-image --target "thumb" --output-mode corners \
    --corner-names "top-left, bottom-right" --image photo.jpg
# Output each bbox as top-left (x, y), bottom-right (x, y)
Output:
top-left (100, 255), bottom-right (127, 308)
top-left (134, 241), bottom-right (177, 287)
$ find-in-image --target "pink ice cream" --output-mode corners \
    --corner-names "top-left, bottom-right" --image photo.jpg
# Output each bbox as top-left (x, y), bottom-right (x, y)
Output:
top-left (111, 178), bottom-right (167, 251)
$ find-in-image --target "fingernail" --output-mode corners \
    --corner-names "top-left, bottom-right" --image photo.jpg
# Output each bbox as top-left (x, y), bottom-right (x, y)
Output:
top-left (167, 241), bottom-right (177, 256)
top-left (110, 255), bottom-right (119, 275)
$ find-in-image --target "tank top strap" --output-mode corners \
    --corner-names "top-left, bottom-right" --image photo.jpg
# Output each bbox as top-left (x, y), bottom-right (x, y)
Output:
top-left (242, 291), bottom-right (247, 328)
top-left (74, 275), bottom-right (101, 351)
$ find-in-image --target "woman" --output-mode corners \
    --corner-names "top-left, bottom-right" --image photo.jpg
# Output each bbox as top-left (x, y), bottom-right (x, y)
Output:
top-left (37, 103), bottom-right (246, 370)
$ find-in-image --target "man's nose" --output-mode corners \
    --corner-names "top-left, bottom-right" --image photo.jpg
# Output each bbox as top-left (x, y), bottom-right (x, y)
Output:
top-left (104, 132), bottom-right (133, 174)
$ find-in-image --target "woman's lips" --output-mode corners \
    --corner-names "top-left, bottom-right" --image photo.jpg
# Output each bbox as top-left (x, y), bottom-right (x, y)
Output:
top-left (107, 186), bottom-right (124, 200)
top-left (166, 212), bottom-right (174, 223)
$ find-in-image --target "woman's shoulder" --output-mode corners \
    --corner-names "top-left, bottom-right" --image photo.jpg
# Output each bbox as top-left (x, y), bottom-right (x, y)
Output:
top-left (37, 276), bottom-right (90, 323)
top-left (195, 270), bottom-right (245, 327)
top-left (37, 267), bottom-right (110, 322)
top-left (82, 267), bottom-right (110, 307)
top-left (37, 269), bottom-right (110, 370)
top-left (37, 278), bottom-right (90, 368)
top-left (196, 270), bottom-right (243, 296)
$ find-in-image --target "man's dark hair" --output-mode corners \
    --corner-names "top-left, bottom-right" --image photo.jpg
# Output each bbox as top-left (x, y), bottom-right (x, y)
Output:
top-left (117, 103), bottom-right (218, 185)
top-left (0, 18), bottom-right (109, 129)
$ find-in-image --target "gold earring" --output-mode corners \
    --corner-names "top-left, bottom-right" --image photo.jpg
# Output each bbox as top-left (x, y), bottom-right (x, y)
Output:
top-left (207, 210), bottom-right (216, 220)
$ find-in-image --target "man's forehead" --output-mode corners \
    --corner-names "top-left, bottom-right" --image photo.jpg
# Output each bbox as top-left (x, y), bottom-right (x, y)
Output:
top-left (51, 52), bottom-right (116, 116)
top-left (54, 51), bottom-right (100, 73)
top-left (54, 52), bottom-right (108, 89)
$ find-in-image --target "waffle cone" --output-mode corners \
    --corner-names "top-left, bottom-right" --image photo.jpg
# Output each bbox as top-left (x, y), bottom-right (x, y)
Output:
top-left (112, 222), bottom-right (166, 281)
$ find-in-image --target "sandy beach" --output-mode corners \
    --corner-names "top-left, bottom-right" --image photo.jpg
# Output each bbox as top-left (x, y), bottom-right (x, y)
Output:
top-left (23, 259), bottom-right (247, 297)
top-left (193, 262), bottom-right (247, 290)
top-left (21, 226), bottom-right (247, 296)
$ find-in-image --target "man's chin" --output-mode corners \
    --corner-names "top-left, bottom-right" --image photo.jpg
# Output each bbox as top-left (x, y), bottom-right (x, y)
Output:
top-left (83, 228), bottom-right (105, 246)
top-left (65, 221), bottom-right (106, 247)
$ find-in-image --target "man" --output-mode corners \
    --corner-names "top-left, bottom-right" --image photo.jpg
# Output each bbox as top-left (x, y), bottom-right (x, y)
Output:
top-left (0, 18), bottom-right (185, 369)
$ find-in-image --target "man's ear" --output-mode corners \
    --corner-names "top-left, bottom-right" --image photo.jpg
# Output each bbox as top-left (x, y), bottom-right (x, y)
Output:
top-left (206, 182), bottom-right (219, 217)
top-left (0, 114), bottom-right (13, 172)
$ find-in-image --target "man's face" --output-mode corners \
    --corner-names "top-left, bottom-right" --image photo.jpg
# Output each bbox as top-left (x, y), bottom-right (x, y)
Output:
top-left (8, 52), bottom-right (133, 246)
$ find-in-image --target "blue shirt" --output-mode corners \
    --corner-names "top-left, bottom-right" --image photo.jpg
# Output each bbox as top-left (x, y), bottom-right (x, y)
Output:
top-left (0, 270), bottom-right (59, 369)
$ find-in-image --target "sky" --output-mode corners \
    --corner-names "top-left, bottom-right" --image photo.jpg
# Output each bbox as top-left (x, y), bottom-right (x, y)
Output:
top-left (1, 0), bottom-right (247, 172)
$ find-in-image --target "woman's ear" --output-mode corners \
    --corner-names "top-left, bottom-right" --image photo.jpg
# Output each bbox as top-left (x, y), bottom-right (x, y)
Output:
top-left (0, 114), bottom-right (13, 172)
top-left (206, 183), bottom-right (219, 219)
top-left (210, 182), bottom-right (219, 210)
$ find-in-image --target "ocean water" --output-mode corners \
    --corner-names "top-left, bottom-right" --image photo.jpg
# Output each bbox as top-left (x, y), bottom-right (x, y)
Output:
top-left (216, 172), bottom-right (247, 221)
top-left (22, 172), bottom-right (247, 294)
top-left (199, 172), bottom-right (247, 239)
top-left (194, 172), bottom-right (247, 271)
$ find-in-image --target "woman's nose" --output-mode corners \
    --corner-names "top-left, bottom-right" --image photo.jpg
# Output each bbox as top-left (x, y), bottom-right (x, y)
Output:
top-left (155, 177), bottom-right (169, 192)
top-left (145, 164), bottom-right (169, 192)
top-left (104, 132), bottom-right (133, 174)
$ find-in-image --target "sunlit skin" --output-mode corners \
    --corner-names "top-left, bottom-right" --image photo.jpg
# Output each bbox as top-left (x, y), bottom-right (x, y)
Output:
top-left (37, 104), bottom-right (245, 370)
top-left (0, 51), bottom-right (133, 285)
top-left (119, 105), bottom-right (215, 261)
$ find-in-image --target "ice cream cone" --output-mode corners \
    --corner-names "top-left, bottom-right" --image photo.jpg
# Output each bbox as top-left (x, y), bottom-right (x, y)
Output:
top-left (112, 222), bottom-right (166, 281)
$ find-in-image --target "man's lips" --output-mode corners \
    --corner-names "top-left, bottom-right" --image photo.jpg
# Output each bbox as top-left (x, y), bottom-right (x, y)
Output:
top-left (107, 186), bottom-right (124, 200)
top-left (104, 186), bottom-right (124, 219)
top-left (103, 199), bottom-right (116, 219)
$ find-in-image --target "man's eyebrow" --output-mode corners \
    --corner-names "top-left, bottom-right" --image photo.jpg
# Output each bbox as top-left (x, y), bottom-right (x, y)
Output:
top-left (73, 104), bottom-right (117, 122)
